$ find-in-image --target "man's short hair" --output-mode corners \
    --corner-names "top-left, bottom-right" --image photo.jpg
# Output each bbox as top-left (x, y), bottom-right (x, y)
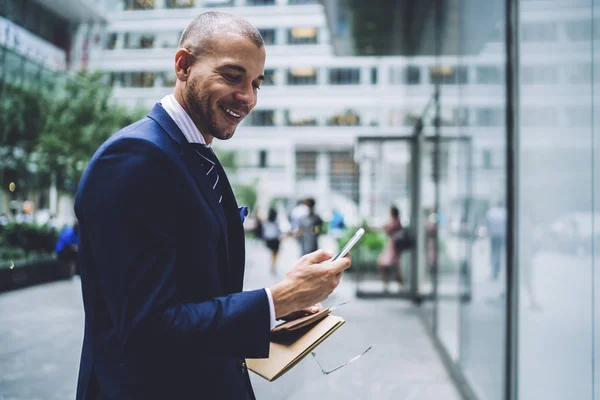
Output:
top-left (179, 12), bottom-right (264, 57)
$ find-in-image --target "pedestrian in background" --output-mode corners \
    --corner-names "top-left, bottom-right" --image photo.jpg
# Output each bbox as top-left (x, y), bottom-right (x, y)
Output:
top-left (377, 206), bottom-right (404, 292)
top-left (298, 198), bottom-right (323, 255)
top-left (55, 221), bottom-right (79, 275)
top-left (486, 201), bottom-right (506, 280)
top-left (262, 208), bottom-right (282, 275)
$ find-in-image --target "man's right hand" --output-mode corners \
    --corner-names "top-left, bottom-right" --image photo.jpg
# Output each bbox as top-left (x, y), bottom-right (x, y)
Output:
top-left (269, 249), bottom-right (351, 319)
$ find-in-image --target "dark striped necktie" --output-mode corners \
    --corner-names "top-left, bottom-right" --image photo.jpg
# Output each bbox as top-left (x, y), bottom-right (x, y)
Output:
top-left (189, 143), bottom-right (222, 204)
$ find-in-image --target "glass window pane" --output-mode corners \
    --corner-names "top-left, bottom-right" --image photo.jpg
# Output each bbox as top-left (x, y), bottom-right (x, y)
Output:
top-left (165, 0), bottom-right (195, 8)
top-left (328, 68), bottom-right (360, 85)
top-left (287, 67), bottom-right (317, 85)
top-left (296, 151), bottom-right (317, 179)
top-left (519, 2), bottom-right (594, 400)
top-left (287, 27), bottom-right (318, 45)
top-left (258, 29), bottom-right (276, 45)
top-left (249, 110), bottom-right (275, 126)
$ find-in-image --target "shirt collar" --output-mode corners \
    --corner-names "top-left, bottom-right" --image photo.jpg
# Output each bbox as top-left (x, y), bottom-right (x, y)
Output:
top-left (160, 94), bottom-right (211, 147)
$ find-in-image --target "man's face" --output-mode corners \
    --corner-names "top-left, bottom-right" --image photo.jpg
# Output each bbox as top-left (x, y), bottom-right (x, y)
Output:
top-left (183, 32), bottom-right (266, 142)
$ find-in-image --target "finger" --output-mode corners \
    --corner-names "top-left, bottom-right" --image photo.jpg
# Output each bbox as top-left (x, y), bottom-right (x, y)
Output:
top-left (305, 249), bottom-right (334, 264)
top-left (328, 256), bottom-right (352, 274)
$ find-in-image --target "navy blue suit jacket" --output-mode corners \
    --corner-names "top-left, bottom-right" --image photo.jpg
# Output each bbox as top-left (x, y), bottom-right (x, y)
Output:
top-left (74, 104), bottom-right (271, 400)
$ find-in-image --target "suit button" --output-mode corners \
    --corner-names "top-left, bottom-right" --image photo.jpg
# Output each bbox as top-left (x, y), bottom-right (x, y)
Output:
top-left (241, 360), bottom-right (247, 374)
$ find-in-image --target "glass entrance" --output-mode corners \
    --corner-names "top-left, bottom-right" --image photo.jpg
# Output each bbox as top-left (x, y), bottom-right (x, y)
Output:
top-left (353, 135), bottom-right (473, 315)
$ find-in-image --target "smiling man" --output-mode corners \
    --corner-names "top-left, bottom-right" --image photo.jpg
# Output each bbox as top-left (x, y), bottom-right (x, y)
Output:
top-left (74, 12), bottom-right (352, 400)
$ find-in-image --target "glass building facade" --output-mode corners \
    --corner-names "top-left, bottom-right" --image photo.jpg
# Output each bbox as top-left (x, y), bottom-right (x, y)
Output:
top-left (329, 0), bottom-right (600, 398)
top-left (376, 0), bottom-right (600, 399)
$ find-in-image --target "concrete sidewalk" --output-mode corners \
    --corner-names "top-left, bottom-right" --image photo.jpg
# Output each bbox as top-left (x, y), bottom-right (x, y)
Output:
top-left (0, 236), bottom-right (461, 400)
top-left (245, 236), bottom-right (461, 400)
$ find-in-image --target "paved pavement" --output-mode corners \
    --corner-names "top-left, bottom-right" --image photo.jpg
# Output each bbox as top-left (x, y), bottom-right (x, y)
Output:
top-left (0, 235), bottom-right (461, 400)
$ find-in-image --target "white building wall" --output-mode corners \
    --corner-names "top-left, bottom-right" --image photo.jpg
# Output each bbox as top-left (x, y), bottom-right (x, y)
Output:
top-left (89, 0), bottom-right (597, 218)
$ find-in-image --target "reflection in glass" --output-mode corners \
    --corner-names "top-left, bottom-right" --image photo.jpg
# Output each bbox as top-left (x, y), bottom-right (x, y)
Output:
top-left (518, 2), bottom-right (594, 400)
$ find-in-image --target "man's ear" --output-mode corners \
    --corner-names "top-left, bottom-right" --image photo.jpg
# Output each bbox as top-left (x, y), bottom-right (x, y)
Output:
top-left (175, 48), bottom-right (193, 81)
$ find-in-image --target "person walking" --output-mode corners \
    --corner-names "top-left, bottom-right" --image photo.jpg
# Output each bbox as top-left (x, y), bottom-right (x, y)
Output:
top-left (486, 201), bottom-right (507, 280)
top-left (262, 208), bottom-right (282, 275)
top-left (298, 198), bottom-right (323, 255)
top-left (377, 206), bottom-right (404, 292)
top-left (74, 12), bottom-right (351, 400)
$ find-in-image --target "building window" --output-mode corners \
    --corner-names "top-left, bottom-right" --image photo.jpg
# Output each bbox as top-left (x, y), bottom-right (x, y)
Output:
top-left (289, 0), bottom-right (318, 4)
top-left (521, 65), bottom-right (558, 84)
top-left (247, 0), bottom-right (275, 5)
top-left (287, 67), bottom-right (317, 85)
top-left (249, 110), bottom-right (275, 126)
top-left (389, 67), bottom-right (401, 84)
top-left (430, 65), bottom-right (468, 85)
top-left (204, 0), bottom-right (233, 6)
top-left (168, 0), bottom-right (194, 7)
top-left (166, 0), bottom-right (194, 7)
top-left (476, 66), bottom-right (502, 84)
top-left (105, 33), bottom-right (118, 50)
top-left (288, 27), bottom-right (318, 45)
top-left (327, 109), bottom-right (360, 126)
top-left (371, 67), bottom-right (378, 85)
top-left (296, 151), bottom-right (317, 180)
top-left (476, 108), bottom-right (503, 127)
top-left (328, 68), bottom-right (360, 85)
top-left (285, 110), bottom-right (318, 126)
top-left (263, 69), bottom-right (277, 85)
top-left (258, 29), bottom-right (276, 45)
top-left (330, 151), bottom-right (359, 203)
top-left (131, 72), bottom-right (155, 88)
top-left (110, 72), bottom-right (123, 86)
top-left (259, 150), bottom-right (268, 168)
top-left (161, 72), bottom-right (178, 87)
top-left (405, 66), bottom-right (421, 85)
top-left (123, 33), bottom-right (155, 49)
top-left (123, 0), bottom-right (156, 10)
top-left (113, 72), bottom-right (155, 88)
top-left (522, 22), bottom-right (557, 42)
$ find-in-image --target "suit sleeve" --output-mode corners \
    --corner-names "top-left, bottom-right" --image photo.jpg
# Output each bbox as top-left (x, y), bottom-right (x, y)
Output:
top-left (75, 136), bottom-right (270, 360)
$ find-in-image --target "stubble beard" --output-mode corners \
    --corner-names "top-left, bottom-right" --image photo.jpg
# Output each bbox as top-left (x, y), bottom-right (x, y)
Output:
top-left (186, 79), bottom-right (236, 141)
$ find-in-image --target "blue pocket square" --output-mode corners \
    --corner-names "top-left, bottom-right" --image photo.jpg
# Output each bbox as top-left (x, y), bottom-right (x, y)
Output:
top-left (239, 206), bottom-right (249, 223)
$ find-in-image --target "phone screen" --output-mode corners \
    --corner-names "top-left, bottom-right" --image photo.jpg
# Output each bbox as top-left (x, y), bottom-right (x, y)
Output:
top-left (331, 228), bottom-right (365, 262)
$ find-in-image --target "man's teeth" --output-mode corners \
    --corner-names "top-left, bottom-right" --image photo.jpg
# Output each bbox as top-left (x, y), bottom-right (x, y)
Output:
top-left (223, 107), bottom-right (241, 118)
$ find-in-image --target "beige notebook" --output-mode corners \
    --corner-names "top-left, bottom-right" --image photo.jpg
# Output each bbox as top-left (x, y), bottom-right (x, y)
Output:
top-left (247, 315), bottom-right (345, 382)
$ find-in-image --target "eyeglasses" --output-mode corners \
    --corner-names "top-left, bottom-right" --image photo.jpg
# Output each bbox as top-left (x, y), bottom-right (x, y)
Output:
top-left (310, 345), bottom-right (373, 375)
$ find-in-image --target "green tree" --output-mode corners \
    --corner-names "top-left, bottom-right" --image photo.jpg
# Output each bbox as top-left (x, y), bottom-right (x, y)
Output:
top-left (34, 71), bottom-right (145, 192)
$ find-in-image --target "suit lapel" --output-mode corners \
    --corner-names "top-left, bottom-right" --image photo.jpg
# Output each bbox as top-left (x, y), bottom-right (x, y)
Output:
top-left (147, 103), bottom-right (228, 251)
top-left (215, 158), bottom-right (246, 292)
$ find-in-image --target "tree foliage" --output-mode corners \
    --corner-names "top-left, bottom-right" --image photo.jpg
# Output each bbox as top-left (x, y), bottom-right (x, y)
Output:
top-left (0, 71), bottom-right (146, 194)
top-left (34, 71), bottom-right (146, 192)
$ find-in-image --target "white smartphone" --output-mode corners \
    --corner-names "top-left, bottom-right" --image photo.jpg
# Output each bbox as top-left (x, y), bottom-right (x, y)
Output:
top-left (331, 228), bottom-right (365, 262)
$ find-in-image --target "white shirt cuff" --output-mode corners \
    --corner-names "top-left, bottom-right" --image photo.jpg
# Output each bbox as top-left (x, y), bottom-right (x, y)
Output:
top-left (264, 288), bottom-right (277, 330)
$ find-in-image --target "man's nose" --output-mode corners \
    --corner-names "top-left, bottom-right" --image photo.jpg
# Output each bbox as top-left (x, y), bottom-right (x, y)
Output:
top-left (233, 84), bottom-right (256, 108)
